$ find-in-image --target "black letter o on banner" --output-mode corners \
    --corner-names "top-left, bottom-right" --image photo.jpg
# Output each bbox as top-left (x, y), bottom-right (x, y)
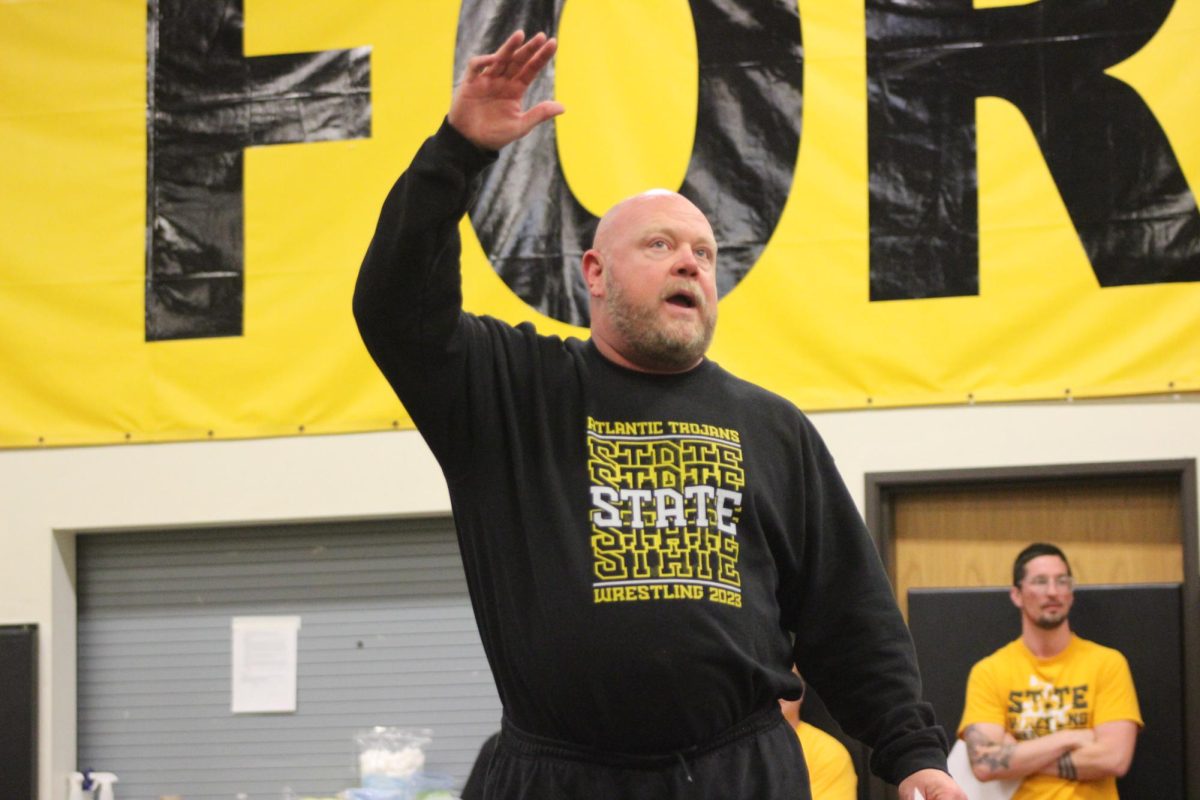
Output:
top-left (453, 0), bottom-right (803, 326)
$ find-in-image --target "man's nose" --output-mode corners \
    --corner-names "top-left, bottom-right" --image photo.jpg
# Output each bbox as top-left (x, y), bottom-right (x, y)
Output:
top-left (673, 247), bottom-right (700, 275)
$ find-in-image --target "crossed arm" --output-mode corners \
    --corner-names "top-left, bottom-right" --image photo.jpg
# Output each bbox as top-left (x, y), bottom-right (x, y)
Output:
top-left (1032, 721), bottom-right (1139, 781)
top-left (962, 721), bottom-right (1138, 783)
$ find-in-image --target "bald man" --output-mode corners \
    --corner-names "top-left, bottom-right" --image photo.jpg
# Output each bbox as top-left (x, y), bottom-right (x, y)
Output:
top-left (354, 31), bottom-right (963, 800)
top-left (584, 189), bottom-right (719, 372)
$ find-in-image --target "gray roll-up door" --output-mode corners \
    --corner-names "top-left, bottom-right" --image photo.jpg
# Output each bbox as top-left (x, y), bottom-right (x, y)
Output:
top-left (77, 518), bottom-right (502, 800)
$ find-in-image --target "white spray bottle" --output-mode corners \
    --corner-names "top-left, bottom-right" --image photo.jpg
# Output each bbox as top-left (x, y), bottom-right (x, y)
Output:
top-left (67, 772), bottom-right (85, 800)
top-left (90, 771), bottom-right (118, 800)
top-left (68, 770), bottom-right (118, 800)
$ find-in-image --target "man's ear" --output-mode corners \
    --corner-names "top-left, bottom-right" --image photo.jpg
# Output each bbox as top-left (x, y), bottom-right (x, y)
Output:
top-left (582, 249), bottom-right (605, 297)
top-left (1009, 585), bottom-right (1022, 608)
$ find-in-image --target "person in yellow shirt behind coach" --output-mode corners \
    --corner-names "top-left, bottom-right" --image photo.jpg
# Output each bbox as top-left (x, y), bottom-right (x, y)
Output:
top-left (957, 543), bottom-right (1142, 799)
top-left (779, 670), bottom-right (857, 800)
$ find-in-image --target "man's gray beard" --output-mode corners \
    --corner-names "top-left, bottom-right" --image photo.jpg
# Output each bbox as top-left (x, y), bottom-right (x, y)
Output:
top-left (604, 275), bottom-right (715, 372)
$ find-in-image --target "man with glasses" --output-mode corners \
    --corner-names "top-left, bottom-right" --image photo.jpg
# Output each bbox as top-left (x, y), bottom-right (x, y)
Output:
top-left (957, 543), bottom-right (1142, 798)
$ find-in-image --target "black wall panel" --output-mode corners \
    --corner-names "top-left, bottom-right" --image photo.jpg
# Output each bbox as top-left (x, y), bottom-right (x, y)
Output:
top-left (0, 624), bottom-right (37, 799)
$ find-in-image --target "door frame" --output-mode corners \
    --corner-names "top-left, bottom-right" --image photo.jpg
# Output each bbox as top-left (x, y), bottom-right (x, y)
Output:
top-left (865, 458), bottom-right (1199, 798)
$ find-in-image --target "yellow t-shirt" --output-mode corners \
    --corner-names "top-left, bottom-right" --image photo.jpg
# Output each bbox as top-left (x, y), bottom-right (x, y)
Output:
top-left (958, 635), bottom-right (1142, 800)
top-left (795, 721), bottom-right (857, 800)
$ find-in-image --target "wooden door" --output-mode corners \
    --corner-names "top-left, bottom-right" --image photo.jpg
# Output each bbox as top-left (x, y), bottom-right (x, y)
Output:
top-left (890, 475), bottom-right (1183, 618)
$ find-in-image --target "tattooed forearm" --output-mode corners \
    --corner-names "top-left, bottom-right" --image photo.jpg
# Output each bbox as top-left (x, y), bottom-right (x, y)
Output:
top-left (963, 725), bottom-right (1015, 771)
top-left (1058, 752), bottom-right (1077, 781)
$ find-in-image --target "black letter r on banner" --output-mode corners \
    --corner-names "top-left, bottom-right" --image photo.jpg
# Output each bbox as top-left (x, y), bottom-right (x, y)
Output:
top-left (867, 0), bottom-right (1199, 301)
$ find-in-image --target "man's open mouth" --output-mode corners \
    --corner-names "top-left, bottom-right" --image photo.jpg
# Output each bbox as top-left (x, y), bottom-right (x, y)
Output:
top-left (666, 292), bottom-right (697, 309)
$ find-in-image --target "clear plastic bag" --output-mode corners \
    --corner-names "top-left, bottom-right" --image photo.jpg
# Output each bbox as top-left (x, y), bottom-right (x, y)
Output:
top-left (355, 727), bottom-right (433, 797)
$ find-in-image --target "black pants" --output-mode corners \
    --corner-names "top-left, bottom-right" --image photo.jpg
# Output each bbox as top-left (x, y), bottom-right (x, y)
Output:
top-left (477, 706), bottom-right (812, 800)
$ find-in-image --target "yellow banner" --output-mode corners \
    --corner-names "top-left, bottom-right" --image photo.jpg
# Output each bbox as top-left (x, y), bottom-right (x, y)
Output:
top-left (0, 0), bottom-right (1197, 448)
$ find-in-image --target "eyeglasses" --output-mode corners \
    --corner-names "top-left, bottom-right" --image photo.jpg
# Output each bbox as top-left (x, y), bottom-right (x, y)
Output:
top-left (1024, 575), bottom-right (1075, 591)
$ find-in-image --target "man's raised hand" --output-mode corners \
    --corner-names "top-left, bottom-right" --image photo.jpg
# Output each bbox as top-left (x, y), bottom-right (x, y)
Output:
top-left (448, 31), bottom-right (565, 151)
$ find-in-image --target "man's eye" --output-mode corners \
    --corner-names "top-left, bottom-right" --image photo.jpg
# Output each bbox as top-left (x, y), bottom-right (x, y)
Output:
top-left (650, 240), bottom-right (669, 249)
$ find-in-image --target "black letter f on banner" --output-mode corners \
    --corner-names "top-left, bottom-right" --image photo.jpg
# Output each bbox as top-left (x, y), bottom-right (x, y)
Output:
top-left (145, 0), bottom-right (371, 340)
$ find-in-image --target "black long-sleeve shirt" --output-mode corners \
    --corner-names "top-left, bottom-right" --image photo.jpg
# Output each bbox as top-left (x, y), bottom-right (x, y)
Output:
top-left (353, 119), bottom-right (948, 783)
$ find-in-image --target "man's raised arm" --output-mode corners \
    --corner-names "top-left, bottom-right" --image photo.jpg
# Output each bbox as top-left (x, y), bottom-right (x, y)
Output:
top-left (352, 31), bottom-right (563, 371)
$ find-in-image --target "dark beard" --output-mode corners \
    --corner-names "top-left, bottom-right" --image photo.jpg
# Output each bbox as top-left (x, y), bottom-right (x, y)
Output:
top-left (1034, 614), bottom-right (1068, 630)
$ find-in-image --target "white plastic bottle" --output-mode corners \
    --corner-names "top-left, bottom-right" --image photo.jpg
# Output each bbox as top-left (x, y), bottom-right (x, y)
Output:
top-left (88, 772), bottom-right (119, 800)
top-left (67, 773), bottom-right (86, 800)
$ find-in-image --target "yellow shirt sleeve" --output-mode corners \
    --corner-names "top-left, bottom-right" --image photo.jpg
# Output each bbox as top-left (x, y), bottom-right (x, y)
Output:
top-left (1092, 647), bottom-right (1143, 728)
top-left (958, 656), bottom-right (1006, 736)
